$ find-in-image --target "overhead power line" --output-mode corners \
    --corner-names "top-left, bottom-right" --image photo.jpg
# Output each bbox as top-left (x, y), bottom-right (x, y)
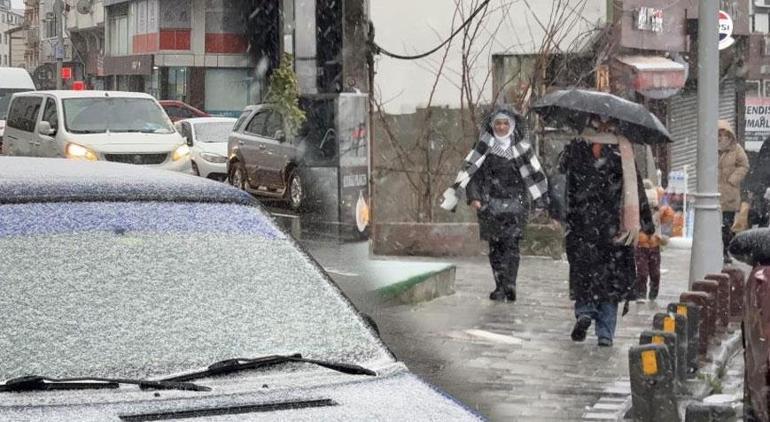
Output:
top-left (371, 0), bottom-right (492, 60)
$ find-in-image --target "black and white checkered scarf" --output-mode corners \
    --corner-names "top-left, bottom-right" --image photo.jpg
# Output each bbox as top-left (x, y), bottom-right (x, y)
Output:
top-left (440, 131), bottom-right (548, 211)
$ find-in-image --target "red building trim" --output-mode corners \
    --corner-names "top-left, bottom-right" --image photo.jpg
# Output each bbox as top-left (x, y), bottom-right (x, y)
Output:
top-left (159, 29), bottom-right (192, 51)
top-left (205, 33), bottom-right (248, 54)
top-left (132, 33), bottom-right (159, 54)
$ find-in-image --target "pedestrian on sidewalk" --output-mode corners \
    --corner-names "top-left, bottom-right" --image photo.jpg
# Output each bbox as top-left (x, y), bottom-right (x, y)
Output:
top-left (440, 106), bottom-right (550, 302)
top-left (635, 179), bottom-right (671, 303)
top-left (559, 114), bottom-right (654, 347)
top-left (717, 119), bottom-right (749, 264)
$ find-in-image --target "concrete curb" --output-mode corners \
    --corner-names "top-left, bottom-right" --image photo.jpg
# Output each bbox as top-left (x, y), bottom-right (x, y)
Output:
top-left (375, 265), bottom-right (457, 305)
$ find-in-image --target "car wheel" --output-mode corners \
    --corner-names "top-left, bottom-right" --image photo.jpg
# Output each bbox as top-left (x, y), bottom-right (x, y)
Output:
top-left (230, 162), bottom-right (246, 190)
top-left (287, 171), bottom-right (304, 211)
top-left (191, 161), bottom-right (200, 177)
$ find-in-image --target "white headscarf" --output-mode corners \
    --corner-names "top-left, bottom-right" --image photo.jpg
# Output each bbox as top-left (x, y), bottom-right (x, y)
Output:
top-left (492, 113), bottom-right (514, 149)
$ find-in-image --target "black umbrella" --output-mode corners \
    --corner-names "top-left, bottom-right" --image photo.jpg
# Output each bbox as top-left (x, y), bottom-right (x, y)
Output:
top-left (531, 89), bottom-right (672, 144)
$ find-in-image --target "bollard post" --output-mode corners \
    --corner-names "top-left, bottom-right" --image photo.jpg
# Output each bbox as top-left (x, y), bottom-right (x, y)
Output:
top-left (681, 291), bottom-right (713, 357)
top-left (705, 273), bottom-right (731, 330)
top-left (629, 344), bottom-right (679, 422)
top-left (692, 280), bottom-right (720, 342)
top-left (639, 330), bottom-right (679, 390)
top-left (684, 402), bottom-right (737, 422)
top-left (653, 312), bottom-right (689, 383)
top-left (722, 267), bottom-right (745, 320)
top-left (668, 302), bottom-right (701, 375)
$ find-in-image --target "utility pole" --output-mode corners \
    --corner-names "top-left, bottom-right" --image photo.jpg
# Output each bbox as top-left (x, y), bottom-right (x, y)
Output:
top-left (53, 0), bottom-right (63, 90)
top-left (689, 0), bottom-right (721, 285)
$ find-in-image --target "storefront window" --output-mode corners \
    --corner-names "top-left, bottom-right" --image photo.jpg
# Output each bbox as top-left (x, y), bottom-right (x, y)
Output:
top-left (204, 68), bottom-right (252, 117)
top-left (160, 67), bottom-right (188, 102)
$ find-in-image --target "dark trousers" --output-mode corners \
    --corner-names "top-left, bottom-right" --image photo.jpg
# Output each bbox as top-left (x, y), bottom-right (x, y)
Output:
top-left (488, 235), bottom-right (521, 291)
top-left (723, 211), bottom-right (735, 258)
top-left (635, 247), bottom-right (661, 300)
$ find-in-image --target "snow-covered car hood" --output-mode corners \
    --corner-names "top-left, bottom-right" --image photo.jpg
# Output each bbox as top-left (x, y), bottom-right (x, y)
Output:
top-left (0, 365), bottom-right (483, 421)
top-left (195, 141), bottom-right (228, 157)
top-left (71, 132), bottom-right (185, 153)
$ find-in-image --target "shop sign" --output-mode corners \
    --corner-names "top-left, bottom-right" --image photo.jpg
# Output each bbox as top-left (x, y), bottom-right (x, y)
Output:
top-left (337, 93), bottom-right (370, 234)
top-left (719, 10), bottom-right (735, 50)
top-left (635, 7), bottom-right (663, 33)
top-left (745, 97), bottom-right (770, 152)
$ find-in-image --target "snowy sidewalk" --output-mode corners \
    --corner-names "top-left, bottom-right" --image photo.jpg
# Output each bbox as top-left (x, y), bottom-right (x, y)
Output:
top-left (364, 247), bottom-right (697, 421)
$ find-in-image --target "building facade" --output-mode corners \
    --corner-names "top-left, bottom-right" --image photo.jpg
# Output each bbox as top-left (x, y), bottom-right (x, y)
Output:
top-left (23, 0), bottom-right (38, 71)
top-left (101, 0), bottom-right (255, 116)
top-left (0, 0), bottom-right (23, 67)
top-left (66, 0), bottom-right (105, 89)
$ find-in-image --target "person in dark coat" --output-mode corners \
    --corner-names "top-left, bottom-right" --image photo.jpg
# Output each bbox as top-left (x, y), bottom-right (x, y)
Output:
top-left (746, 136), bottom-right (770, 228)
top-left (457, 107), bottom-right (550, 302)
top-left (559, 115), bottom-right (654, 347)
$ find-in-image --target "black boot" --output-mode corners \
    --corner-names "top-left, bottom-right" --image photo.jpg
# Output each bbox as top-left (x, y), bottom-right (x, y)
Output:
top-left (490, 271), bottom-right (508, 301)
top-left (504, 284), bottom-right (516, 302)
top-left (489, 288), bottom-right (507, 301)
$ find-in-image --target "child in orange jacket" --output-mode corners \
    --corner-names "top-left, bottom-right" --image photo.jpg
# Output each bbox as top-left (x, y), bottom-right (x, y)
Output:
top-left (636, 180), bottom-right (671, 302)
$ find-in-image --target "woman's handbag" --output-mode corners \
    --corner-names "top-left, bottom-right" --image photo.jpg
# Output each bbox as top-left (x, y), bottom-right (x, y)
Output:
top-left (485, 197), bottom-right (524, 216)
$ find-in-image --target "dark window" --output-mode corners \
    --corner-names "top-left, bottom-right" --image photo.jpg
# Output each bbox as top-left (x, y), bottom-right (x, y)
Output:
top-left (264, 111), bottom-right (283, 139)
top-left (41, 98), bottom-right (58, 133)
top-left (7, 96), bottom-right (42, 133)
top-left (233, 110), bottom-right (252, 132)
top-left (245, 111), bottom-right (270, 136)
top-left (165, 106), bottom-right (193, 119)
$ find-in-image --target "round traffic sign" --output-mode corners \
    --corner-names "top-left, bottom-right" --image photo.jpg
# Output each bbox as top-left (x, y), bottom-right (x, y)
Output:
top-left (719, 10), bottom-right (735, 50)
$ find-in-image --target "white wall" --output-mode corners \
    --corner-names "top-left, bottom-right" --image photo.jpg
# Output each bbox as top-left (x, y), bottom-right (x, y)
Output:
top-left (67, 0), bottom-right (104, 31)
top-left (370, 0), bottom-right (606, 114)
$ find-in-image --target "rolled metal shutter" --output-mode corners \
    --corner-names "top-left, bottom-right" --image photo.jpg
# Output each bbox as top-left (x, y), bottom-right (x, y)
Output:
top-left (668, 78), bottom-right (736, 192)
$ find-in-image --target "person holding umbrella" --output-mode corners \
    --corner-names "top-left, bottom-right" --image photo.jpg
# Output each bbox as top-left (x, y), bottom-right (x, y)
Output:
top-left (533, 89), bottom-right (661, 346)
top-left (440, 106), bottom-right (550, 302)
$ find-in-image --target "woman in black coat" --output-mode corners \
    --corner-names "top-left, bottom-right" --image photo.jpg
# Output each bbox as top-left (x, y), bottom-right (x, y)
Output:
top-left (465, 107), bottom-right (550, 302)
top-left (559, 116), bottom-right (654, 347)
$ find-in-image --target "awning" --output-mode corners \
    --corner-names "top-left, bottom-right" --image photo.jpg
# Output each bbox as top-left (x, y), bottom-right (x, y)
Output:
top-left (103, 0), bottom-right (131, 6)
top-left (613, 55), bottom-right (687, 99)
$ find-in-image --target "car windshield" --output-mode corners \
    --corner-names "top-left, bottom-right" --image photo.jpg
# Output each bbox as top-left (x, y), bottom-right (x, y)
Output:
top-left (63, 98), bottom-right (175, 134)
top-left (0, 202), bottom-right (391, 381)
top-left (0, 89), bottom-right (30, 120)
top-left (194, 121), bottom-right (235, 143)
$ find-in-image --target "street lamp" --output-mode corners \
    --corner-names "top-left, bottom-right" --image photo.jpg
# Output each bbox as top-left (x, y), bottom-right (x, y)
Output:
top-left (689, 0), bottom-right (721, 285)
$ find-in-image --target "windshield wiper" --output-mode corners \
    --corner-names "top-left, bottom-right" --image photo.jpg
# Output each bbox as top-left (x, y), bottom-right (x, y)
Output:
top-left (0, 375), bottom-right (210, 392)
top-left (159, 353), bottom-right (376, 383)
top-left (70, 129), bottom-right (105, 134)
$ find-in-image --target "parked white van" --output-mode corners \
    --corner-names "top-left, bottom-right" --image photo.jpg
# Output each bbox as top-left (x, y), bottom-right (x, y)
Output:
top-left (0, 67), bottom-right (36, 149)
top-left (3, 90), bottom-right (191, 172)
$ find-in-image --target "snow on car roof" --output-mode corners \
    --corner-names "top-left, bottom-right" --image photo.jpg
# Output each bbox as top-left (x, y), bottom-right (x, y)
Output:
top-left (0, 157), bottom-right (253, 205)
top-left (180, 117), bottom-right (238, 124)
top-left (21, 90), bottom-right (158, 99)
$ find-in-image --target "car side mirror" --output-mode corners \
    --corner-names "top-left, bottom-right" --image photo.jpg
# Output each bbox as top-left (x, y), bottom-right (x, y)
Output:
top-left (38, 121), bottom-right (55, 136)
top-left (275, 130), bottom-right (286, 142)
top-left (185, 136), bottom-right (193, 147)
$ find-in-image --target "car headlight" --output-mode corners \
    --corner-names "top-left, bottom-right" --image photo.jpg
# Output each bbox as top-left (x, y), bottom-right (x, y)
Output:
top-left (200, 152), bottom-right (227, 163)
top-left (172, 144), bottom-right (191, 161)
top-left (64, 143), bottom-right (98, 161)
